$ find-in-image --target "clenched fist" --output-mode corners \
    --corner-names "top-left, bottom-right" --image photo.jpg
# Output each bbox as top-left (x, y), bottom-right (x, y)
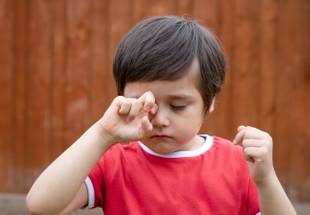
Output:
top-left (233, 126), bottom-right (275, 184)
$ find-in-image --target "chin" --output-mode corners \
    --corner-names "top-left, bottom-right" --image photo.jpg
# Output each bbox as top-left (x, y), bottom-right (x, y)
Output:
top-left (151, 144), bottom-right (177, 154)
top-left (142, 138), bottom-right (180, 154)
top-left (154, 149), bottom-right (173, 155)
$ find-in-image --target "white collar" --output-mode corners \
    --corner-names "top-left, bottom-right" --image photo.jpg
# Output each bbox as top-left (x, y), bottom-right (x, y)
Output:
top-left (138, 135), bottom-right (213, 158)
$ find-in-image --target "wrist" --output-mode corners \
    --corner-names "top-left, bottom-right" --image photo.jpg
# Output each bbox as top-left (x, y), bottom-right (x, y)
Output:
top-left (92, 122), bottom-right (119, 149)
top-left (255, 169), bottom-right (278, 188)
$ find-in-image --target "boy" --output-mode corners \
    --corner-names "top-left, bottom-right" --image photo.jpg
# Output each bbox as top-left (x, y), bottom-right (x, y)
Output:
top-left (26, 16), bottom-right (296, 215)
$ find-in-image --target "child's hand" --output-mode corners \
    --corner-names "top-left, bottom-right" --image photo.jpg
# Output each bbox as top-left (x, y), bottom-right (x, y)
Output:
top-left (98, 91), bottom-right (157, 144)
top-left (233, 126), bottom-right (276, 185)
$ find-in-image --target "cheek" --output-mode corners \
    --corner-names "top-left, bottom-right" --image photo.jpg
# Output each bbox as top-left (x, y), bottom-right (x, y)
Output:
top-left (174, 110), bottom-right (204, 133)
top-left (173, 118), bottom-right (202, 144)
top-left (184, 105), bottom-right (205, 124)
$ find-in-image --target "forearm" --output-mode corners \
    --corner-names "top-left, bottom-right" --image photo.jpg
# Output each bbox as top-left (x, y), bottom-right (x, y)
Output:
top-left (26, 122), bottom-right (113, 214)
top-left (257, 171), bottom-right (297, 215)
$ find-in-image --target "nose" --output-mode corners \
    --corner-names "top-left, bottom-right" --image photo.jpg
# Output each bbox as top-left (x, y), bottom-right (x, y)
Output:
top-left (150, 106), bottom-right (170, 128)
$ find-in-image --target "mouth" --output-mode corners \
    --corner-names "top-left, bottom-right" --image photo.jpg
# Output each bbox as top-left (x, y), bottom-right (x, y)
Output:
top-left (150, 134), bottom-right (172, 140)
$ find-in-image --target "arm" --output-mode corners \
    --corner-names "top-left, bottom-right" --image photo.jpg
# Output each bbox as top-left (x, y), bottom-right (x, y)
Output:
top-left (26, 122), bottom-right (114, 215)
top-left (26, 92), bottom-right (156, 215)
top-left (233, 126), bottom-right (296, 215)
top-left (59, 183), bottom-right (88, 215)
top-left (256, 171), bottom-right (296, 215)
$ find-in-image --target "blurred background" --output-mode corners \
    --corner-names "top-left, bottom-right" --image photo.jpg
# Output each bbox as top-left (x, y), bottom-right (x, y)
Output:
top-left (0, 0), bottom-right (309, 214)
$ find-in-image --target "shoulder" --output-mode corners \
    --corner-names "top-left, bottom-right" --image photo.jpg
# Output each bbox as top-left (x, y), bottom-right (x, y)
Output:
top-left (207, 135), bottom-right (248, 169)
top-left (97, 141), bottom-right (141, 165)
top-left (106, 141), bottom-right (141, 156)
top-left (212, 136), bottom-right (243, 155)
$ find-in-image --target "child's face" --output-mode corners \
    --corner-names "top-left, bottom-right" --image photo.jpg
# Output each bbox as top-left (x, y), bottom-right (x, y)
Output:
top-left (124, 59), bottom-right (211, 154)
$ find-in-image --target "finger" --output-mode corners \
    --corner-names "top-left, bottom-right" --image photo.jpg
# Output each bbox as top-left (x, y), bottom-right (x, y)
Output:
top-left (113, 96), bottom-right (126, 111)
top-left (238, 125), bottom-right (246, 132)
top-left (233, 126), bottom-right (267, 144)
top-left (244, 147), bottom-right (268, 163)
top-left (243, 126), bottom-right (271, 140)
top-left (242, 139), bottom-right (266, 148)
top-left (128, 100), bottom-right (143, 118)
top-left (113, 96), bottom-right (124, 107)
top-left (118, 100), bottom-right (132, 115)
top-left (139, 91), bottom-right (156, 111)
top-left (150, 103), bottom-right (158, 115)
top-left (141, 115), bottom-right (153, 132)
top-left (232, 126), bottom-right (246, 144)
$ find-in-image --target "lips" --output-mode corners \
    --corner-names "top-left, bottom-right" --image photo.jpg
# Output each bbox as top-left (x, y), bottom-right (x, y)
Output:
top-left (150, 134), bottom-right (172, 139)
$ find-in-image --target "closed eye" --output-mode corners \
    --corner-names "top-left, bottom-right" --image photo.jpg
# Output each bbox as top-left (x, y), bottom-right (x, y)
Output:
top-left (170, 105), bottom-right (187, 111)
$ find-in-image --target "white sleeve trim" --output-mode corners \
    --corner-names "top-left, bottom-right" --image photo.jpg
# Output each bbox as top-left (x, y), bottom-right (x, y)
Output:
top-left (84, 176), bottom-right (95, 208)
top-left (256, 213), bottom-right (261, 215)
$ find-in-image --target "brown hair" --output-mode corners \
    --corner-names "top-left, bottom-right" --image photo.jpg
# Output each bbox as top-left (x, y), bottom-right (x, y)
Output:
top-left (113, 16), bottom-right (226, 111)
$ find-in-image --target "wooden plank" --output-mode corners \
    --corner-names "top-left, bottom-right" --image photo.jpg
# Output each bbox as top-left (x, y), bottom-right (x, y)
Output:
top-left (133, 0), bottom-right (180, 22)
top-left (274, 0), bottom-right (299, 188)
top-left (291, 0), bottom-right (310, 201)
top-left (176, 0), bottom-right (193, 17)
top-left (258, 0), bottom-right (277, 133)
top-left (212, 0), bottom-right (235, 138)
top-left (274, 0), bottom-right (310, 201)
top-left (109, 0), bottom-right (133, 51)
top-left (23, 0), bottom-right (52, 192)
top-left (64, 0), bottom-right (92, 146)
top-left (89, 0), bottom-right (112, 123)
top-left (134, 0), bottom-right (176, 18)
top-left (49, 0), bottom-right (66, 161)
top-left (107, 0), bottom-right (133, 100)
top-left (192, 0), bottom-right (218, 30)
top-left (230, 0), bottom-right (260, 129)
top-left (132, 0), bottom-right (146, 22)
top-left (0, 0), bottom-right (14, 192)
top-left (11, 0), bottom-right (29, 192)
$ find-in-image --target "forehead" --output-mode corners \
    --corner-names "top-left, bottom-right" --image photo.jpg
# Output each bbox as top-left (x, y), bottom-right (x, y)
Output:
top-left (124, 58), bottom-right (201, 99)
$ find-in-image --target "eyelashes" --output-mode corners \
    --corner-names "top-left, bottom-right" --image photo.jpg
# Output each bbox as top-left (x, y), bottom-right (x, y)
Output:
top-left (170, 105), bottom-right (187, 111)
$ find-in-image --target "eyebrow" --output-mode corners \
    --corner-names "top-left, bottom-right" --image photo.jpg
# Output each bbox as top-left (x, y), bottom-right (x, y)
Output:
top-left (166, 94), bottom-right (194, 100)
top-left (128, 94), bottom-right (194, 100)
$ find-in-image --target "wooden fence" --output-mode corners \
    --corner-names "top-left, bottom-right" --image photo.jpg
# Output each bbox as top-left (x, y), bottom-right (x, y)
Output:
top-left (0, 0), bottom-right (309, 202)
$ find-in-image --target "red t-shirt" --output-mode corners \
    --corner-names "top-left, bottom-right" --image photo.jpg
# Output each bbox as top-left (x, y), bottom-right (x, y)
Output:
top-left (85, 135), bottom-right (260, 215)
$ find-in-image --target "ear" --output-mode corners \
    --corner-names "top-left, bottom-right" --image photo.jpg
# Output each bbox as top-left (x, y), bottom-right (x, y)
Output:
top-left (208, 97), bottom-right (216, 113)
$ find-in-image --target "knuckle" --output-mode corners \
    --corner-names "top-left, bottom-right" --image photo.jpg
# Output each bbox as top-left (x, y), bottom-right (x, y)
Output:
top-left (243, 129), bottom-right (250, 137)
top-left (243, 147), bottom-right (251, 155)
top-left (146, 90), bottom-right (153, 96)
top-left (262, 132), bottom-right (273, 143)
top-left (123, 99), bottom-right (132, 105)
top-left (114, 96), bottom-right (124, 103)
top-left (265, 132), bottom-right (272, 141)
top-left (146, 91), bottom-right (155, 100)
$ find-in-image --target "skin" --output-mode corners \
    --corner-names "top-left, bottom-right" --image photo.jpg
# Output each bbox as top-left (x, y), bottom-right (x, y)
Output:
top-left (121, 59), bottom-right (207, 154)
top-left (26, 59), bottom-right (296, 215)
top-left (233, 126), bottom-right (297, 214)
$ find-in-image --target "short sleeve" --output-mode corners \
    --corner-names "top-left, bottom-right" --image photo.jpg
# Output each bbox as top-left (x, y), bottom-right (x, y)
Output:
top-left (84, 156), bottom-right (106, 208)
top-left (231, 142), bottom-right (260, 215)
top-left (246, 177), bottom-right (260, 215)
